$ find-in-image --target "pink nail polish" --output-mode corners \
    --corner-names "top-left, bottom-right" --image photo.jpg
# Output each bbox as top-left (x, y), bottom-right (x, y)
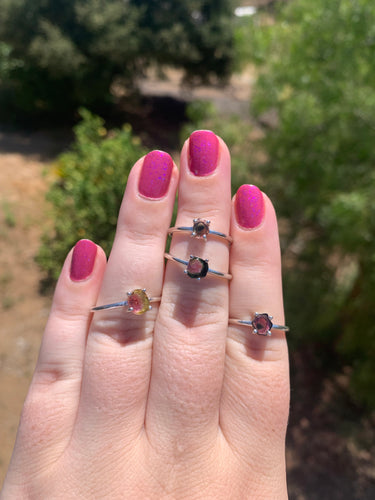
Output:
top-left (138, 150), bottom-right (173, 199)
top-left (235, 185), bottom-right (265, 229)
top-left (188, 130), bottom-right (219, 176)
top-left (70, 239), bottom-right (97, 282)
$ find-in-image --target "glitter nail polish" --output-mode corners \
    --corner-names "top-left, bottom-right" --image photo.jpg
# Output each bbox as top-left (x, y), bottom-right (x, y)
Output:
top-left (235, 184), bottom-right (265, 229)
top-left (70, 239), bottom-right (97, 281)
top-left (138, 150), bottom-right (173, 199)
top-left (188, 130), bottom-right (219, 176)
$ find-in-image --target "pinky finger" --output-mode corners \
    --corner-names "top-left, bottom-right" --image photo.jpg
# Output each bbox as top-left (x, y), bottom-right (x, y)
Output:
top-left (6, 240), bottom-right (106, 479)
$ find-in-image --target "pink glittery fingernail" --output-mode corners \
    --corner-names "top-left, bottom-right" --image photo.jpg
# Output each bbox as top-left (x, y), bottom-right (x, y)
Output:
top-left (235, 185), bottom-right (265, 229)
top-left (139, 150), bottom-right (173, 199)
top-left (70, 239), bottom-right (97, 281)
top-left (188, 130), bottom-right (219, 176)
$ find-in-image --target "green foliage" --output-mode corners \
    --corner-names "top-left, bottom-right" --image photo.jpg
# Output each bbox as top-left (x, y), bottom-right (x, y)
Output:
top-left (0, 0), bottom-right (236, 118)
top-left (249, 0), bottom-right (375, 407)
top-left (37, 109), bottom-right (145, 282)
top-left (187, 0), bottom-right (375, 408)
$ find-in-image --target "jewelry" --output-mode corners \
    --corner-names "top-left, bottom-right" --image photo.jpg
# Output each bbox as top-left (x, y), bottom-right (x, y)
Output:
top-left (168, 218), bottom-right (232, 244)
top-left (229, 313), bottom-right (289, 336)
top-left (164, 253), bottom-right (232, 280)
top-left (91, 289), bottom-right (160, 315)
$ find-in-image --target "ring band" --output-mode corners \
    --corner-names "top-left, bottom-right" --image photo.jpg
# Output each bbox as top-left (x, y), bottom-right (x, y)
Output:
top-left (229, 312), bottom-right (289, 336)
top-left (168, 218), bottom-right (232, 244)
top-left (92, 289), bottom-right (160, 315)
top-left (164, 253), bottom-right (232, 280)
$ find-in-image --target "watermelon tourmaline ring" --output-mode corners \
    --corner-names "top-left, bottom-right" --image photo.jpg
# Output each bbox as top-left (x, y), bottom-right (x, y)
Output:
top-left (164, 253), bottom-right (232, 280)
top-left (91, 289), bottom-right (160, 315)
top-left (229, 313), bottom-right (289, 336)
top-left (168, 218), bottom-right (232, 244)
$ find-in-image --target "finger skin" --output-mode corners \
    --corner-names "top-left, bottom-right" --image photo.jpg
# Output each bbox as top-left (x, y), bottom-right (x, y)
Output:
top-left (73, 152), bottom-right (179, 451)
top-left (220, 190), bottom-right (289, 494)
top-left (3, 242), bottom-right (106, 491)
top-left (146, 133), bottom-right (232, 450)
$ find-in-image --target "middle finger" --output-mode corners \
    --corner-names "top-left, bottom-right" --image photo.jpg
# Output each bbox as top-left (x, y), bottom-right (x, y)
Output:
top-left (146, 131), bottom-right (232, 447)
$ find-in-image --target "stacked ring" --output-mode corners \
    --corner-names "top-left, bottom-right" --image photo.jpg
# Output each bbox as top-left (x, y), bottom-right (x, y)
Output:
top-left (92, 289), bottom-right (160, 315)
top-left (168, 218), bottom-right (232, 244)
top-left (164, 253), bottom-right (232, 280)
top-left (229, 313), bottom-right (289, 336)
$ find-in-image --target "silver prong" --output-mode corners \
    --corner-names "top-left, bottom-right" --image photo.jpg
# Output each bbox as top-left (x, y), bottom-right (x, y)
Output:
top-left (149, 305), bottom-right (152, 310)
top-left (253, 329), bottom-right (258, 335)
top-left (142, 288), bottom-right (146, 292)
top-left (269, 315), bottom-right (273, 320)
top-left (267, 331), bottom-right (272, 336)
top-left (203, 234), bottom-right (207, 239)
top-left (128, 307), bottom-right (134, 312)
top-left (127, 291), bottom-right (132, 296)
top-left (192, 232), bottom-right (197, 237)
top-left (184, 270), bottom-right (188, 274)
top-left (206, 219), bottom-right (211, 224)
top-left (193, 218), bottom-right (198, 222)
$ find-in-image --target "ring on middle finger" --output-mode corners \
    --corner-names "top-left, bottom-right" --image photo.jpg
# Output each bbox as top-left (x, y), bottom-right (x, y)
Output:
top-left (168, 218), bottom-right (232, 244)
top-left (164, 253), bottom-right (232, 281)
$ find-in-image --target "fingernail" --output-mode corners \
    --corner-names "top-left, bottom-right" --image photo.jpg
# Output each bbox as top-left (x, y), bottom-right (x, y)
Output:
top-left (138, 150), bottom-right (173, 199)
top-left (70, 239), bottom-right (97, 282)
top-left (188, 130), bottom-right (219, 176)
top-left (235, 184), bottom-right (265, 229)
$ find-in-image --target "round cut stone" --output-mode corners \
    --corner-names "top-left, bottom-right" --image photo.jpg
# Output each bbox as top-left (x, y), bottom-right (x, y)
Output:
top-left (252, 313), bottom-right (273, 336)
top-left (186, 256), bottom-right (209, 279)
top-left (192, 219), bottom-right (210, 238)
top-left (127, 289), bottom-right (150, 315)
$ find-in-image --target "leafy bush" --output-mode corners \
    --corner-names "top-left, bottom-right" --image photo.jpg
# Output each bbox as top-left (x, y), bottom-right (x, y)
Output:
top-left (0, 0), bottom-right (236, 118)
top-left (186, 0), bottom-right (375, 408)
top-left (37, 109), bottom-right (145, 282)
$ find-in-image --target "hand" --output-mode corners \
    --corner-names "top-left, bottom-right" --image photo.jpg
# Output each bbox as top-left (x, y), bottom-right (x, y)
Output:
top-left (1, 131), bottom-right (289, 499)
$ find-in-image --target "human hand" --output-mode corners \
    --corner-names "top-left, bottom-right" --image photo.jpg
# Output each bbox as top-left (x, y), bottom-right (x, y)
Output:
top-left (1, 131), bottom-right (289, 499)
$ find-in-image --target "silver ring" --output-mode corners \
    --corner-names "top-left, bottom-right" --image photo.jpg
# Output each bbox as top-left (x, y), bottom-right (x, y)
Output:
top-left (229, 313), bottom-right (289, 336)
top-left (168, 218), bottom-right (232, 244)
top-left (164, 253), bottom-right (232, 280)
top-left (92, 289), bottom-right (160, 315)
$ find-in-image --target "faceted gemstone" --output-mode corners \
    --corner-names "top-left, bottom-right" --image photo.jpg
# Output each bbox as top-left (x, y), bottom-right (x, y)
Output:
top-left (252, 313), bottom-right (273, 336)
top-left (192, 218), bottom-right (210, 238)
top-left (186, 256), bottom-right (209, 279)
top-left (127, 289), bottom-right (150, 315)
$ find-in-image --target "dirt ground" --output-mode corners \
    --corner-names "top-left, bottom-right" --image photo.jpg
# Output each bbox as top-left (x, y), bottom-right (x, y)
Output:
top-left (0, 71), bottom-right (374, 498)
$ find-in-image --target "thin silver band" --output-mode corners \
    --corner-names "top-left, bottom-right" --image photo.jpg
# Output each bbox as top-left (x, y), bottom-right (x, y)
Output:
top-left (229, 319), bottom-right (289, 332)
top-left (92, 297), bottom-right (161, 311)
top-left (164, 253), bottom-right (232, 280)
top-left (168, 226), bottom-right (232, 243)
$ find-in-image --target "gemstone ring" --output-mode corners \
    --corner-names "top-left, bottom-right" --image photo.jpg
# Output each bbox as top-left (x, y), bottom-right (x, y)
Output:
top-left (229, 313), bottom-right (289, 336)
top-left (91, 289), bottom-right (160, 315)
top-left (164, 253), bottom-right (232, 280)
top-left (168, 218), bottom-right (232, 244)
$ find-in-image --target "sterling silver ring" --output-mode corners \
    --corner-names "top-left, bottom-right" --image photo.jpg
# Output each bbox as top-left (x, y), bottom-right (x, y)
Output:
top-left (92, 289), bottom-right (160, 315)
top-left (168, 218), bottom-right (232, 244)
top-left (229, 313), bottom-right (289, 336)
top-left (164, 253), bottom-right (232, 280)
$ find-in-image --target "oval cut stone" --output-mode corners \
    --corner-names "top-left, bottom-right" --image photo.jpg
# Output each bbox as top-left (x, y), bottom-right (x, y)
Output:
top-left (252, 313), bottom-right (273, 336)
top-left (127, 289), bottom-right (150, 315)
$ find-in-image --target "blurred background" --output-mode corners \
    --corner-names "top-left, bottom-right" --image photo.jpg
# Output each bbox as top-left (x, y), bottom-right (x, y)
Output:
top-left (0, 0), bottom-right (374, 497)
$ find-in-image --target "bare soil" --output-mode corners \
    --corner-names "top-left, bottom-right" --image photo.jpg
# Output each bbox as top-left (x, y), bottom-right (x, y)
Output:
top-left (0, 71), bottom-right (374, 498)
